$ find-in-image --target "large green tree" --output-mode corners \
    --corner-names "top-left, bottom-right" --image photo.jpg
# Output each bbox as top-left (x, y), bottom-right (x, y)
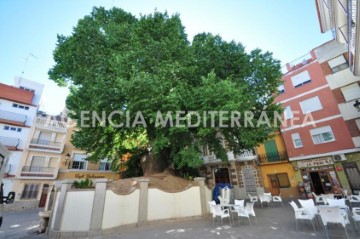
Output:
top-left (49, 7), bottom-right (283, 176)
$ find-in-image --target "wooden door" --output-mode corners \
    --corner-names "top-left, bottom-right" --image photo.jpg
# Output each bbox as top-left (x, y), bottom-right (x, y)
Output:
top-left (268, 174), bottom-right (280, 195)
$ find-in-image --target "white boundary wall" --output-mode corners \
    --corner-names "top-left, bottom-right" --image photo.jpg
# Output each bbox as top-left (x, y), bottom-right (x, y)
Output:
top-left (102, 189), bottom-right (140, 229)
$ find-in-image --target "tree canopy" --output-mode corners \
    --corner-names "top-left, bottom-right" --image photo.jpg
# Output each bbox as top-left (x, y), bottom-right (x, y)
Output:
top-left (49, 7), bottom-right (283, 177)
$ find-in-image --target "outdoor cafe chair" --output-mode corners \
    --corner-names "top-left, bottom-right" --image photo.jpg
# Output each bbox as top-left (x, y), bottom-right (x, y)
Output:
top-left (318, 206), bottom-right (350, 239)
top-left (245, 202), bottom-right (257, 222)
top-left (208, 201), bottom-right (231, 226)
top-left (259, 193), bottom-right (271, 207)
top-left (352, 207), bottom-right (360, 231)
top-left (272, 193), bottom-right (283, 207)
top-left (289, 201), bottom-right (316, 232)
top-left (230, 199), bottom-right (245, 220)
top-left (321, 194), bottom-right (334, 205)
top-left (298, 199), bottom-right (318, 216)
top-left (326, 198), bottom-right (348, 211)
top-left (311, 192), bottom-right (325, 205)
top-left (248, 194), bottom-right (258, 206)
top-left (235, 202), bottom-right (252, 226)
top-left (349, 195), bottom-right (360, 208)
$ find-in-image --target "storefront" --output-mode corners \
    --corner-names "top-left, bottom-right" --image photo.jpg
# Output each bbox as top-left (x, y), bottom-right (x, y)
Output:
top-left (296, 157), bottom-right (341, 196)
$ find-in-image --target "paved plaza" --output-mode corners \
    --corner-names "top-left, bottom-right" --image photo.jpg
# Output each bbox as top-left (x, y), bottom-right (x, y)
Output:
top-left (1, 201), bottom-right (360, 239)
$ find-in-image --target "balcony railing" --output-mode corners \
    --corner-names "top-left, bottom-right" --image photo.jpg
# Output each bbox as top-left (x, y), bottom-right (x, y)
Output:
top-left (29, 138), bottom-right (64, 152)
top-left (20, 166), bottom-right (56, 178)
top-left (286, 52), bottom-right (314, 72)
top-left (0, 136), bottom-right (20, 149)
top-left (203, 150), bottom-right (257, 164)
top-left (34, 116), bottom-right (67, 132)
top-left (0, 110), bottom-right (26, 125)
top-left (258, 151), bottom-right (288, 164)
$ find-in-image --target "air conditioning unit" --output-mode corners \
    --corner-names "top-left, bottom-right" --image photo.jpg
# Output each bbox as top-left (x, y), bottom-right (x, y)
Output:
top-left (333, 154), bottom-right (346, 162)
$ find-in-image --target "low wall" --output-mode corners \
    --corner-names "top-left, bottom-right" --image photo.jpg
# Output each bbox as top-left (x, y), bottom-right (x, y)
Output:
top-left (48, 177), bottom-right (208, 238)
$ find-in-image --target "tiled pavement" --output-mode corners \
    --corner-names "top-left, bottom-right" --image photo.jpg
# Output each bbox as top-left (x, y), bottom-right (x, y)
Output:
top-left (2, 201), bottom-right (360, 239)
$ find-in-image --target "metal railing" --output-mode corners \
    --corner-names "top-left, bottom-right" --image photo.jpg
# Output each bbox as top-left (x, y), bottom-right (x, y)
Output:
top-left (203, 149), bottom-right (256, 164)
top-left (34, 116), bottom-right (67, 131)
top-left (21, 166), bottom-right (55, 173)
top-left (258, 151), bottom-right (288, 164)
top-left (0, 136), bottom-right (20, 148)
top-left (287, 52), bottom-right (313, 71)
top-left (30, 139), bottom-right (62, 147)
top-left (0, 110), bottom-right (27, 124)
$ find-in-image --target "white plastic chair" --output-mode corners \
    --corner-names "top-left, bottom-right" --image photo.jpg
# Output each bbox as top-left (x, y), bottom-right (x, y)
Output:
top-left (248, 194), bottom-right (258, 206)
top-left (352, 207), bottom-right (360, 231)
top-left (321, 194), bottom-right (334, 205)
top-left (230, 199), bottom-right (245, 220)
top-left (318, 206), bottom-right (350, 239)
top-left (289, 201), bottom-right (316, 231)
top-left (259, 193), bottom-right (271, 207)
top-left (272, 193), bottom-right (283, 207)
top-left (245, 202), bottom-right (257, 222)
top-left (326, 198), bottom-right (348, 211)
top-left (208, 201), bottom-right (231, 226)
top-left (235, 203), bottom-right (252, 226)
top-left (311, 192), bottom-right (324, 205)
top-left (298, 199), bottom-right (318, 216)
top-left (349, 195), bottom-right (360, 208)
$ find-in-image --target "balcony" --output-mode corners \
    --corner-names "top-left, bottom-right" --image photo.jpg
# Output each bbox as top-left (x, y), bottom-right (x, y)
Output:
top-left (20, 166), bottom-right (57, 179)
top-left (258, 151), bottom-right (288, 165)
top-left (285, 52), bottom-right (314, 72)
top-left (203, 150), bottom-right (257, 164)
top-left (28, 138), bottom-right (64, 153)
top-left (0, 110), bottom-right (27, 126)
top-left (34, 116), bottom-right (67, 133)
top-left (0, 136), bottom-right (20, 150)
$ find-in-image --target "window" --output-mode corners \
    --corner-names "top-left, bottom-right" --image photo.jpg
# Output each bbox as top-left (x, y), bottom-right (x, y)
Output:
top-left (284, 106), bottom-right (293, 120)
top-left (100, 161), bottom-right (111, 171)
top-left (341, 83), bottom-right (360, 102)
top-left (299, 96), bottom-right (323, 114)
top-left (12, 103), bottom-right (29, 110)
top-left (19, 86), bottom-right (35, 93)
top-left (328, 55), bottom-right (349, 73)
top-left (291, 70), bottom-right (311, 88)
top-left (310, 126), bottom-right (335, 144)
top-left (291, 133), bottom-right (303, 148)
top-left (71, 153), bottom-right (87, 170)
top-left (276, 173), bottom-right (291, 188)
top-left (278, 84), bottom-right (285, 94)
top-left (21, 183), bottom-right (40, 200)
top-left (3, 125), bottom-right (22, 132)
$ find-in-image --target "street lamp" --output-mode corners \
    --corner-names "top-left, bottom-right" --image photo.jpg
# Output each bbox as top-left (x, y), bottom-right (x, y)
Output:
top-left (354, 100), bottom-right (360, 112)
top-left (64, 153), bottom-right (70, 166)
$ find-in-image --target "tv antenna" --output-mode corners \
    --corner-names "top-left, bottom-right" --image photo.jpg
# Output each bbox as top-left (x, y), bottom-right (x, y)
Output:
top-left (20, 53), bottom-right (38, 78)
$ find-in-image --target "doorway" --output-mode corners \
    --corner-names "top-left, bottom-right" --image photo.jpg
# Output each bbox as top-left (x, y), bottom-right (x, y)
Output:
top-left (343, 162), bottom-right (360, 194)
top-left (310, 172), bottom-right (324, 194)
top-left (214, 168), bottom-right (230, 184)
top-left (38, 184), bottom-right (49, 208)
top-left (268, 174), bottom-right (280, 195)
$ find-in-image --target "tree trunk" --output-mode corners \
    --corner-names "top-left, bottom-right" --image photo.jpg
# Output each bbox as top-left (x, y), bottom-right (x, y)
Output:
top-left (140, 148), bottom-right (171, 176)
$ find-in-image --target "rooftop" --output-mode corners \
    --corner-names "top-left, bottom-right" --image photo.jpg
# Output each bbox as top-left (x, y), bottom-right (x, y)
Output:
top-left (0, 83), bottom-right (34, 105)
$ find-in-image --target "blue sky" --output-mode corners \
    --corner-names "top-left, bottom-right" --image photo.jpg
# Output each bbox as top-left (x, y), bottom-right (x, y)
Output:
top-left (0, 0), bottom-right (332, 115)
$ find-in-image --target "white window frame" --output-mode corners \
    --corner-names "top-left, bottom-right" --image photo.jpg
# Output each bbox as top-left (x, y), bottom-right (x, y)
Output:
top-left (291, 70), bottom-right (311, 88)
top-left (21, 183), bottom-right (40, 200)
top-left (99, 161), bottom-right (111, 171)
top-left (310, 126), bottom-right (335, 144)
top-left (328, 55), bottom-right (348, 73)
top-left (291, 133), bottom-right (303, 148)
top-left (278, 84), bottom-right (285, 94)
top-left (284, 106), bottom-right (293, 120)
top-left (299, 96), bottom-right (323, 114)
top-left (71, 153), bottom-right (88, 170)
top-left (341, 83), bottom-right (360, 102)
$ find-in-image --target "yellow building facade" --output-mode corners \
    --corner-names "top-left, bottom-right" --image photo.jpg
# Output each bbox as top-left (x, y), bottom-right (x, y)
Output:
top-left (256, 132), bottom-right (299, 198)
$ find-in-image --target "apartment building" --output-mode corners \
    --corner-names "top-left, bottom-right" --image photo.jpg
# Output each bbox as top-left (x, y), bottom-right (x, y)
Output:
top-left (0, 77), bottom-right (44, 195)
top-left (12, 116), bottom-right (119, 209)
top-left (315, 0), bottom-right (360, 76)
top-left (277, 48), bottom-right (359, 196)
top-left (314, 39), bottom-right (360, 194)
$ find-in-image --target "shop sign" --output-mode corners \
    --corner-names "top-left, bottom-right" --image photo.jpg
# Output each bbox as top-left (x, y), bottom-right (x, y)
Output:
top-left (297, 157), bottom-right (334, 168)
top-left (75, 173), bottom-right (105, 179)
